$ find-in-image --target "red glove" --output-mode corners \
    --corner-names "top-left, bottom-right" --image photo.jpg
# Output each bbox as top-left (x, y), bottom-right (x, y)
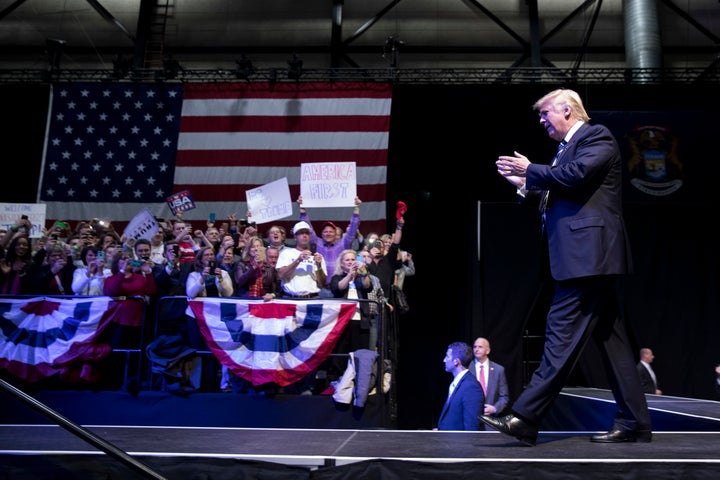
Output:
top-left (396, 201), bottom-right (407, 220)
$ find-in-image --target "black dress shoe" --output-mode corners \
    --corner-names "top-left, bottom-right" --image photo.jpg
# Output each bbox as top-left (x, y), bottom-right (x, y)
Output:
top-left (590, 428), bottom-right (652, 443)
top-left (480, 414), bottom-right (538, 446)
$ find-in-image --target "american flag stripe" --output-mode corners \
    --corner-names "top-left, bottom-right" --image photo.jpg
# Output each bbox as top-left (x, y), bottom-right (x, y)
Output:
top-left (172, 166), bottom-right (387, 189)
top-left (176, 81), bottom-right (391, 234)
top-left (172, 185), bottom-right (386, 210)
top-left (177, 131), bottom-right (388, 150)
top-left (175, 149), bottom-right (388, 166)
top-left (179, 115), bottom-right (389, 132)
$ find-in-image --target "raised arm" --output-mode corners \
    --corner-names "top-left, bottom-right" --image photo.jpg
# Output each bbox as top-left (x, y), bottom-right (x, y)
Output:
top-left (297, 195), bottom-right (318, 243)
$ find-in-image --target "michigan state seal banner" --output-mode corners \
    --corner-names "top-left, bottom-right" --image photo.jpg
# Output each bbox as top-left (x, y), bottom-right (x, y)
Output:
top-left (186, 298), bottom-right (356, 386)
top-left (592, 110), bottom-right (716, 205)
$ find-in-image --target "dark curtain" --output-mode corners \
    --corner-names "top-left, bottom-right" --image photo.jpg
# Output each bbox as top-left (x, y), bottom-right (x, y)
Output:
top-left (387, 84), bottom-right (720, 428)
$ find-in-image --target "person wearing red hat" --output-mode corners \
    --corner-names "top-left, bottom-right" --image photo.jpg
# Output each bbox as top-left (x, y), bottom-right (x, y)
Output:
top-left (297, 195), bottom-right (362, 298)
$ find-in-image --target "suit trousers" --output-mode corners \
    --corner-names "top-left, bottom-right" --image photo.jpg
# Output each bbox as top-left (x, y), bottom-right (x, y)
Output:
top-left (512, 275), bottom-right (651, 430)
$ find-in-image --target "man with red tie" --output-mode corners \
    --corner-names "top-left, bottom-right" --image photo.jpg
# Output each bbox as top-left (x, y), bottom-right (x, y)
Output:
top-left (471, 337), bottom-right (510, 426)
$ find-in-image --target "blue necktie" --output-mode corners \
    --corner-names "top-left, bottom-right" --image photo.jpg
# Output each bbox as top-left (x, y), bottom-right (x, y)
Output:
top-left (540, 140), bottom-right (567, 231)
top-left (553, 140), bottom-right (568, 163)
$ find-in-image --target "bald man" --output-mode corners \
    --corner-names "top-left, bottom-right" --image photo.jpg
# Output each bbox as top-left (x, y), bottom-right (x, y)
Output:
top-left (471, 337), bottom-right (510, 424)
top-left (637, 348), bottom-right (662, 395)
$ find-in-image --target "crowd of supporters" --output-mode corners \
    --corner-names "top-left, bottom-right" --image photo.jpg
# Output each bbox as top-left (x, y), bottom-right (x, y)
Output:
top-left (0, 207), bottom-right (414, 394)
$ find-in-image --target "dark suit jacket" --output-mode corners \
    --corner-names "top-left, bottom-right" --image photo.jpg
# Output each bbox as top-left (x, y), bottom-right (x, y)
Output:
top-left (526, 122), bottom-right (633, 281)
top-left (28, 255), bottom-right (74, 295)
top-left (437, 370), bottom-right (484, 431)
top-left (471, 359), bottom-right (510, 417)
top-left (636, 362), bottom-right (657, 394)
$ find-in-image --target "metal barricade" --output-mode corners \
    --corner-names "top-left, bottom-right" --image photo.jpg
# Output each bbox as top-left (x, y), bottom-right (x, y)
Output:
top-left (150, 296), bottom-right (388, 399)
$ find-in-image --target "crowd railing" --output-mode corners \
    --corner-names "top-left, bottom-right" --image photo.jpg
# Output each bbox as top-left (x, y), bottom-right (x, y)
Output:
top-left (0, 294), bottom-right (391, 401)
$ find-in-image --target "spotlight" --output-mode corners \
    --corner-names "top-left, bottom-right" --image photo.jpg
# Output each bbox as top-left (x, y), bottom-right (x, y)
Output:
top-left (287, 54), bottom-right (303, 80)
top-left (235, 55), bottom-right (254, 80)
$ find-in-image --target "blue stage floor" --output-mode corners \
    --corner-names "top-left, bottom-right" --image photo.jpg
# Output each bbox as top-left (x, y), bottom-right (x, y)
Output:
top-left (1, 387), bottom-right (719, 479)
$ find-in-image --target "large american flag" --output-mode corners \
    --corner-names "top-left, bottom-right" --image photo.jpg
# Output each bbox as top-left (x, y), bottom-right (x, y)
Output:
top-left (38, 81), bottom-right (392, 234)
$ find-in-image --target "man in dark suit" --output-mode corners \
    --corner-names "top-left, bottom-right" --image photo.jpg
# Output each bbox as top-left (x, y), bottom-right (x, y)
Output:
top-left (437, 341), bottom-right (484, 431)
top-left (471, 337), bottom-right (510, 426)
top-left (486, 88), bottom-right (651, 446)
top-left (637, 348), bottom-right (662, 395)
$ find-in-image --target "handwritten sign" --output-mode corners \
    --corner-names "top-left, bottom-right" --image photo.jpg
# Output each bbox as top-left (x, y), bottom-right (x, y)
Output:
top-left (123, 208), bottom-right (159, 241)
top-left (246, 177), bottom-right (293, 225)
top-left (299, 162), bottom-right (357, 208)
top-left (0, 203), bottom-right (47, 238)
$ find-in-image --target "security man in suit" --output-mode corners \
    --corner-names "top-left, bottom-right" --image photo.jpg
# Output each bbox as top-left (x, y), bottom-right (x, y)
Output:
top-left (471, 337), bottom-right (510, 424)
top-left (637, 347), bottom-right (662, 395)
top-left (437, 341), bottom-right (484, 431)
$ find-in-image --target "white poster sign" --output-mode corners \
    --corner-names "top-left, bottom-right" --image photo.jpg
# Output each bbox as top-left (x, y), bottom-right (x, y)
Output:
top-left (0, 203), bottom-right (47, 238)
top-left (123, 208), bottom-right (159, 241)
top-left (246, 177), bottom-right (293, 225)
top-left (299, 162), bottom-right (357, 208)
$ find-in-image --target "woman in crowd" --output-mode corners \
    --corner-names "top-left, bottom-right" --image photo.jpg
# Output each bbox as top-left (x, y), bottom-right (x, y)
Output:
top-left (234, 236), bottom-right (278, 301)
top-left (186, 246), bottom-right (233, 391)
top-left (218, 246), bottom-right (237, 294)
top-left (99, 251), bottom-right (158, 390)
top-left (0, 233), bottom-right (33, 295)
top-left (186, 246), bottom-right (233, 299)
top-left (96, 231), bottom-right (122, 253)
top-left (331, 249), bottom-right (373, 353)
top-left (216, 234), bottom-right (241, 264)
top-left (103, 251), bottom-right (157, 299)
top-left (228, 237), bottom-right (282, 393)
top-left (0, 216), bottom-right (33, 255)
top-left (29, 243), bottom-right (74, 295)
top-left (71, 245), bottom-right (111, 295)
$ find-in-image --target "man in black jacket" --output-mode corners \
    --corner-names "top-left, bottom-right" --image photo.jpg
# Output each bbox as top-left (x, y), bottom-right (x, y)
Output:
top-left (637, 348), bottom-right (662, 395)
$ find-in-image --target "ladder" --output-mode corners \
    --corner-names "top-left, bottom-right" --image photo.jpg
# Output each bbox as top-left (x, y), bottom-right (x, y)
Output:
top-left (141, 0), bottom-right (173, 79)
